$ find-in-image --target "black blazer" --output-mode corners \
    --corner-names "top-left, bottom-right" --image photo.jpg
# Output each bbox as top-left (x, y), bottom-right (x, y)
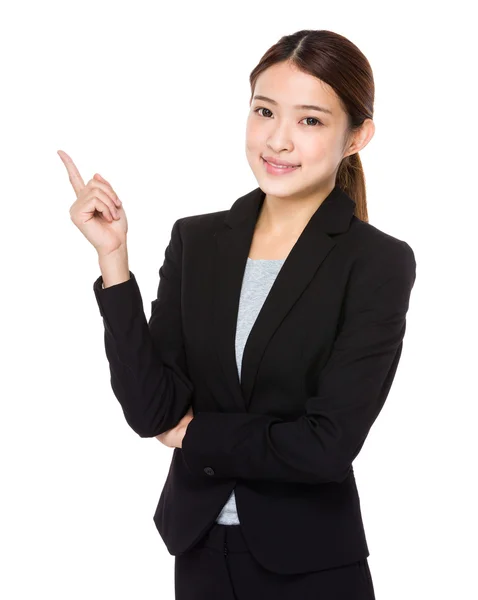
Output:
top-left (93, 184), bottom-right (417, 575)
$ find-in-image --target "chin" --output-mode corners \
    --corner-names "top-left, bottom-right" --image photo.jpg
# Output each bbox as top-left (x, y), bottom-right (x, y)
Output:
top-left (259, 184), bottom-right (304, 199)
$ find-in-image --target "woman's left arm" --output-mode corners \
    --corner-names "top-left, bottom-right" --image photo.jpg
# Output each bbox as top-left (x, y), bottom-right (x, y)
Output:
top-left (180, 240), bottom-right (417, 484)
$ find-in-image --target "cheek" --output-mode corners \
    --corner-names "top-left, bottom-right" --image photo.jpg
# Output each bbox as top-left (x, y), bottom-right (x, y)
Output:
top-left (301, 143), bottom-right (327, 164)
top-left (303, 136), bottom-right (341, 164)
top-left (245, 119), bottom-right (262, 144)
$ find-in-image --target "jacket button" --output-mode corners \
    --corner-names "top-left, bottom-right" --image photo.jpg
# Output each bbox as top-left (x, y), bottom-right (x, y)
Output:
top-left (204, 467), bottom-right (215, 476)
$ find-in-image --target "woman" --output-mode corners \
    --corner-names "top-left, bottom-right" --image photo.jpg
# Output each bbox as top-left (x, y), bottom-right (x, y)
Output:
top-left (61, 29), bottom-right (416, 600)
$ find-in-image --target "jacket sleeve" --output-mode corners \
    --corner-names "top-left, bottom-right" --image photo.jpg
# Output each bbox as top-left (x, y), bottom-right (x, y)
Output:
top-left (93, 218), bottom-right (194, 438)
top-left (182, 240), bottom-right (417, 484)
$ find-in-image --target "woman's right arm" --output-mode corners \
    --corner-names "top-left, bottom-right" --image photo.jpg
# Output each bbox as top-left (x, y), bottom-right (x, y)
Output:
top-left (93, 219), bottom-right (195, 438)
top-left (59, 149), bottom-right (194, 438)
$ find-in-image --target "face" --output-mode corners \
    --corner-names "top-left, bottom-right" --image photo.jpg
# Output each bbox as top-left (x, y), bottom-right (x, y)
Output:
top-left (245, 60), bottom-right (373, 203)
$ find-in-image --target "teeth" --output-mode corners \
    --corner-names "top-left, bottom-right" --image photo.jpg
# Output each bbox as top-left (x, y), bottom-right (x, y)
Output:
top-left (267, 160), bottom-right (298, 168)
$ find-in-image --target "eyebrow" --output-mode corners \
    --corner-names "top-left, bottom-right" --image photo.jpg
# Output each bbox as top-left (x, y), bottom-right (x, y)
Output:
top-left (252, 94), bottom-right (333, 115)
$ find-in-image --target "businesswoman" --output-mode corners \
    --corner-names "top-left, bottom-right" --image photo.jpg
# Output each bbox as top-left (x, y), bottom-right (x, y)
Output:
top-left (61, 29), bottom-right (416, 600)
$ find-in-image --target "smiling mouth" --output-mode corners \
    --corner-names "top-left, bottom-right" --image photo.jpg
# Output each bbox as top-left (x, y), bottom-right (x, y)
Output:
top-left (262, 158), bottom-right (301, 169)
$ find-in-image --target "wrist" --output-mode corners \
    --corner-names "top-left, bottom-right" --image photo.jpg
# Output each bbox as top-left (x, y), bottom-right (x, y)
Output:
top-left (98, 245), bottom-right (130, 288)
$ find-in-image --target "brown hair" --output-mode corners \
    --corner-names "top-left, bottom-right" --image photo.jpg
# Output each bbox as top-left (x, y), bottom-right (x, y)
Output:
top-left (249, 30), bottom-right (375, 223)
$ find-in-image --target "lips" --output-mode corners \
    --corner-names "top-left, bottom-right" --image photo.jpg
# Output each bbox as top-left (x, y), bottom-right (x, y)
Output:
top-left (262, 158), bottom-right (301, 176)
top-left (262, 156), bottom-right (301, 167)
top-left (263, 158), bottom-right (300, 169)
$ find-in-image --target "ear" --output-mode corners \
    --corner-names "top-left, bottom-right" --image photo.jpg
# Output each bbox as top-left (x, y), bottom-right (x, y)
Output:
top-left (345, 119), bottom-right (375, 157)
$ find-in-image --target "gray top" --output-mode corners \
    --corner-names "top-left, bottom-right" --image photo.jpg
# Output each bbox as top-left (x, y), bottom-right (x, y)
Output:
top-left (216, 257), bottom-right (286, 525)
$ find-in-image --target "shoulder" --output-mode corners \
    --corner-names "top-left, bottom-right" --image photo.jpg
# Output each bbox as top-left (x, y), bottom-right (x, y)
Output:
top-left (339, 217), bottom-right (416, 293)
top-left (342, 215), bottom-right (415, 269)
top-left (173, 209), bottom-right (228, 240)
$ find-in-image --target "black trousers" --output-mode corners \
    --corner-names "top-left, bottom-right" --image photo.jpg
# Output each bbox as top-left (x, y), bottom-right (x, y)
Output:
top-left (174, 523), bottom-right (376, 600)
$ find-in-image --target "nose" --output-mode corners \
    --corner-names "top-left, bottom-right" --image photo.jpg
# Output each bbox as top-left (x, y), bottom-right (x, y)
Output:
top-left (266, 121), bottom-right (295, 154)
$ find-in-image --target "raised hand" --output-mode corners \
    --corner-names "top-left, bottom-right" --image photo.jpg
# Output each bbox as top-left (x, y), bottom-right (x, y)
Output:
top-left (58, 149), bottom-right (128, 257)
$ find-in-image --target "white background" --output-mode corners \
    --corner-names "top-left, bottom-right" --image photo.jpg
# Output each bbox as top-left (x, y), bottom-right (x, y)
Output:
top-left (1, 1), bottom-right (476, 598)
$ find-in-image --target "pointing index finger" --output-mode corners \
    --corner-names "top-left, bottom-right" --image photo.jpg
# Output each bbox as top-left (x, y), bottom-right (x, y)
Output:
top-left (57, 150), bottom-right (86, 197)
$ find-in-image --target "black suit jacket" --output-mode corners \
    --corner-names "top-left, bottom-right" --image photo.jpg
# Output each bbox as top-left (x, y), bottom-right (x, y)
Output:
top-left (93, 184), bottom-right (417, 575)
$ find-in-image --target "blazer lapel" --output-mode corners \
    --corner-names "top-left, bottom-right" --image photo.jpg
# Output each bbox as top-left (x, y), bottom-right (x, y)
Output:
top-left (212, 184), bottom-right (356, 412)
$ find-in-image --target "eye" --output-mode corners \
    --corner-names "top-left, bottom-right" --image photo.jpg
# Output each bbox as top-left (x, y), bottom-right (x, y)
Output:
top-left (253, 107), bottom-right (323, 127)
top-left (300, 116), bottom-right (323, 127)
top-left (254, 107), bottom-right (273, 118)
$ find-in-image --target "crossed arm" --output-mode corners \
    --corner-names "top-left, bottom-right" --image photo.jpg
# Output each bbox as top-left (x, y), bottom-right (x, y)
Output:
top-left (179, 239), bottom-right (416, 484)
top-left (94, 218), bottom-right (416, 485)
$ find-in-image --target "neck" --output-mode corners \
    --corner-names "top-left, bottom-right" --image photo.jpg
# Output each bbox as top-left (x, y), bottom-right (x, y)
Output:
top-left (257, 182), bottom-right (336, 236)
